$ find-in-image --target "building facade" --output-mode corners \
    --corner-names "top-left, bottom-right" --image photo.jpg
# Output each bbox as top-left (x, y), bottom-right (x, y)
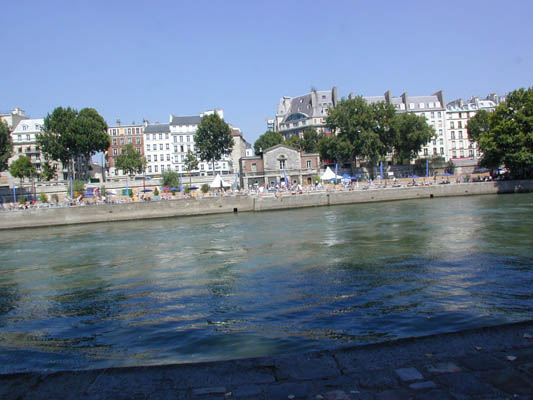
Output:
top-left (240, 144), bottom-right (320, 187)
top-left (0, 107), bottom-right (28, 131)
top-left (144, 109), bottom-right (239, 177)
top-left (9, 118), bottom-right (47, 176)
top-left (445, 94), bottom-right (505, 162)
top-left (107, 123), bottom-right (144, 176)
top-left (275, 87), bottom-right (338, 139)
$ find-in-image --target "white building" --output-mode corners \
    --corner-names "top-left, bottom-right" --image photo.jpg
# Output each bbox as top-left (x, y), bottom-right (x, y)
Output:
top-left (363, 90), bottom-right (449, 161)
top-left (0, 107), bottom-right (28, 131)
top-left (10, 118), bottom-right (45, 173)
top-left (143, 109), bottom-right (235, 177)
top-left (445, 94), bottom-right (505, 162)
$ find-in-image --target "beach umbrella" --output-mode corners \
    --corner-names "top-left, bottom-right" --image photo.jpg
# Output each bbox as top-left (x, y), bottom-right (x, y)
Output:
top-left (410, 174), bottom-right (420, 178)
top-left (140, 189), bottom-right (153, 192)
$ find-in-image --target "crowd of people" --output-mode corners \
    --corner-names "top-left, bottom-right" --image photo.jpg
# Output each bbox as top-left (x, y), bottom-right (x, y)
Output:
top-left (1, 173), bottom-right (500, 212)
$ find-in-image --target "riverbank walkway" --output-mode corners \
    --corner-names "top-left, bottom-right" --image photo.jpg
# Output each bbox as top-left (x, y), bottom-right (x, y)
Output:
top-left (1, 320), bottom-right (532, 399)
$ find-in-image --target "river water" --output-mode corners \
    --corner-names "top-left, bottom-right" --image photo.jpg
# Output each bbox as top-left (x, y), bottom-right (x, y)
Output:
top-left (0, 193), bottom-right (532, 373)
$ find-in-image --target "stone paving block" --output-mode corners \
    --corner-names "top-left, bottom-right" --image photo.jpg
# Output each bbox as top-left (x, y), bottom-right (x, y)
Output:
top-left (265, 381), bottom-right (312, 399)
top-left (353, 369), bottom-right (398, 389)
top-left (426, 362), bottom-right (461, 374)
top-left (518, 361), bottom-right (533, 377)
top-left (394, 367), bottom-right (423, 382)
top-left (415, 389), bottom-right (456, 400)
top-left (0, 373), bottom-right (42, 400)
top-left (480, 369), bottom-right (533, 395)
top-left (323, 390), bottom-right (356, 400)
top-left (458, 354), bottom-right (507, 371)
top-left (28, 370), bottom-right (101, 400)
top-left (375, 388), bottom-right (412, 400)
top-left (231, 384), bottom-right (263, 398)
top-left (273, 353), bottom-right (340, 381)
top-left (192, 386), bottom-right (227, 396)
top-left (409, 381), bottom-right (436, 391)
top-left (436, 372), bottom-right (496, 396)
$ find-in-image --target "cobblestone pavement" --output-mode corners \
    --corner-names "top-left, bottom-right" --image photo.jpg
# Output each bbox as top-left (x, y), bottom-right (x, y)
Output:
top-left (1, 321), bottom-right (532, 399)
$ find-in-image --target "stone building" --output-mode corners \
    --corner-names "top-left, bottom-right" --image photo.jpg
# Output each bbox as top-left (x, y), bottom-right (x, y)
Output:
top-left (0, 107), bottom-right (28, 131)
top-left (275, 87), bottom-right (338, 139)
top-left (240, 144), bottom-right (320, 188)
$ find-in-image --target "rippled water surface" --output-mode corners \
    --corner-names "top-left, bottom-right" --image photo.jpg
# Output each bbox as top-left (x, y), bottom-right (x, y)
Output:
top-left (1, 193), bottom-right (532, 373)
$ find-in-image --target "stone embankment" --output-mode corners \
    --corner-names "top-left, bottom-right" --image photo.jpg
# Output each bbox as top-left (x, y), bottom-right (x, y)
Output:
top-left (0, 320), bottom-right (531, 399)
top-left (1, 180), bottom-right (532, 230)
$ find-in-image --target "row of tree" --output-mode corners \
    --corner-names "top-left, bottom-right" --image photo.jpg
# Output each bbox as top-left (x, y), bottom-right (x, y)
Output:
top-left (254, 96), bottom-right (435, 170)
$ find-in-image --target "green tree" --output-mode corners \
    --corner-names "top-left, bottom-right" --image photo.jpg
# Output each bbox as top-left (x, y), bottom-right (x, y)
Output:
top-left (326, 97), bottom-right (396, 167)
top-left (476, 87), bottom-right (533, 177)
top-left (195, 113), bottom-right (234, 174)
top-left (317, 135), bottom-right (354, 165)
top-left (115, 144), bottom-right (145, 176)
top-left (161, 170), bottom-right (180, 187)
top-left (467, 109), bottom-right (491, 142)
top-left (302, 128), bottom-right (320, 153)
top-left (0, 120), bottom-right (12, 172)
top-left (393, 113), bottom-right (435, 164)
top-left (285, 134), bottom-right (304, 150)
top-left (38, 106), bottom-right (110, 180)
top-left (253, 130), bottom-right (283, 155)
top-left (40, 160), bottom-right (57, 181)
top-left (10, 156), bottom-right (35, 184)
top-left (184, 150), bottom-right (199, 186)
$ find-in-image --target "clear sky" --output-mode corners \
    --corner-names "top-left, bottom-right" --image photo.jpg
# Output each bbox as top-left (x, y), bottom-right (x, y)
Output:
top-left (1, 0), bottom-right (532, 145)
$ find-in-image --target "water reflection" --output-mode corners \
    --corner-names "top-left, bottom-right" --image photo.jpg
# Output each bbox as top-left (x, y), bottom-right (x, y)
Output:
top-left (0, 193), bottom-right (532, 373)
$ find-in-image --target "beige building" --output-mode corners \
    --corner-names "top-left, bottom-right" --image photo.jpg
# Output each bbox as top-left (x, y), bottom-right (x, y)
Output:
top-left (0, 107), bottom-right (28, 131)
top-left (240, 144), bottom-right (320, 187)
top-left (107, 123), bottom-right (144, 176)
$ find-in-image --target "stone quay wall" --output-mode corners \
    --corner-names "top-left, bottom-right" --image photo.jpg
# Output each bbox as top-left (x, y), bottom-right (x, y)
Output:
top-left (1, 180), bottom-right (532, 230)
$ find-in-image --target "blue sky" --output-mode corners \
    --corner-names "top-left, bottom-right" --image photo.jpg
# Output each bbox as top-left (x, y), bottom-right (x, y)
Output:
top-left (1, 0), bottom-right (532, 145)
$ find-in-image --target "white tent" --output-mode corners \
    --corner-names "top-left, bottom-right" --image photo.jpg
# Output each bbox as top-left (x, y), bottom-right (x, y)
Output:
top-left (209, 174), bottom-right (230, 188)
top-left (321, 167), bottom-right (343, 181)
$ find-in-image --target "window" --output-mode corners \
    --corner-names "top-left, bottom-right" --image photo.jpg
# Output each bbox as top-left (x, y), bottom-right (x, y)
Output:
top-left (17, 135), bottom-right (21, 141)
top-left (438, 112), bottom-right (442, 118)
top-left (22, 125), bottom-right (27, 131)
top-left (128, 128), bottom-right (132, 134)
top-left (173, 136), bottom-right (177, 143)
top-left (439, 129), bottom-right (443, 136)
top-left (180, 136), bottom-right (183, 142)
top-left (159, 133), bottom-right (163, 140)
top-left (186, 136), bottom-right (190, 142)
top-left (26, 134), bottom-right (31, 141)
top-left (450, 122), bottom-right (455, 129)
top-left (451, 131), bottom-right (456, 139)
top-left (147, 155), bottom-right (151, 162)
top-left (279, 159), bottom-right (286, 169)
top-left (431, 112), bottom-right (435, 118)
top-left (174, 145), bottom-right (178, 152)
top-left (35, 124), bottom-right (40, 130)
top-left (148, 166), bottom-right (152, 173)
top-left (154, 154), bottom-right (157, 161)
top-left (154, 165), bottom-right (158, 172)
top-left (166, 154), bottom-right (170, 161)
top-left (136, 147), bottom-right (140, 153)
top-left (167, 164), bottom-right (170, 170)
top-left (440, 147), bottom-right (444, 155)
top-left (458, 131), bottom-right (463, 139)
top-left (433, 148), bottom-right (437, 155)
top-left (432, 140), bottom-right (436, 146)
top-left (113, 149), bottom-right (118, 155)
top-left (120, 138), bottom-right (124, 145)
top-left (306, 160), bottom-right (312, 168)
top-left (128, 138), bottom-right (132, 144)
top-left (159, 144), bottom-right (163, 150)
top-left (136, 138), bottom-right (141, 144)
top-left (165, 133), bottom-right (169, 139)
top-left (424, 148), bottom-right (428, 155)
top-left (166, 144), bottom-right (169, 150)
top-left (161, 165), bottom-right (165, 171)
top-left (419, 103), bottom-right (425, 109)
top-left (180, 145), bottom-right (184, 152)
top-left (201, 164), bottom-right (204, 170)
top-left (18, 147), bottom-right (22, 153)
top-left (440, 139), bottom-right (443, 145)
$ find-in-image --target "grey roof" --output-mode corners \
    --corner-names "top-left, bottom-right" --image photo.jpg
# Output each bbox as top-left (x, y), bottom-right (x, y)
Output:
top-left (144, 123), bottom-right (169, 133)
top-left (171, 115), bottom-right (202, 126)
top-left (278, 90), bottom-right (334, 123)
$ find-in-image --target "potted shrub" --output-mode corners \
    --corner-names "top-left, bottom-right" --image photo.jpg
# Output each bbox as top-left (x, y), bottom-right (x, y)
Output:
top-left (153, 187), bottom-right (160, 200)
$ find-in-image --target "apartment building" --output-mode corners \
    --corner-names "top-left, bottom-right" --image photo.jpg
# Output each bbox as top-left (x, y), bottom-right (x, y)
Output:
top-left (107, 123), bottom-right (144, 176)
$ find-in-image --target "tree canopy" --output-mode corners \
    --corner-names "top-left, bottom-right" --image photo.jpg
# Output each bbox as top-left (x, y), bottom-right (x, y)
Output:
top-left (0, 120), bottom-right (12, 172)
top-left (115, 144), bottom-right (145, 176)
top-left (195, 113), bottom-right (233, 169)
top-left (467, 109), bottom-right (491, 142)
top-left (475, 87), bottom-right (533, 177)
top-left (161, 170), bottom-right (180, 188)
top-left (393, 113), bottom-right (435, 164)
top-left (326, 97), bottom-right (397, 165)
top-left (317, 135), bottom-right (353, 165)
top-left (253, 130), bottom-right (283, 155)
top-left (9, 156), bottom-right (35, 183)
top-left (38, 106), bottom-right (109, 179)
